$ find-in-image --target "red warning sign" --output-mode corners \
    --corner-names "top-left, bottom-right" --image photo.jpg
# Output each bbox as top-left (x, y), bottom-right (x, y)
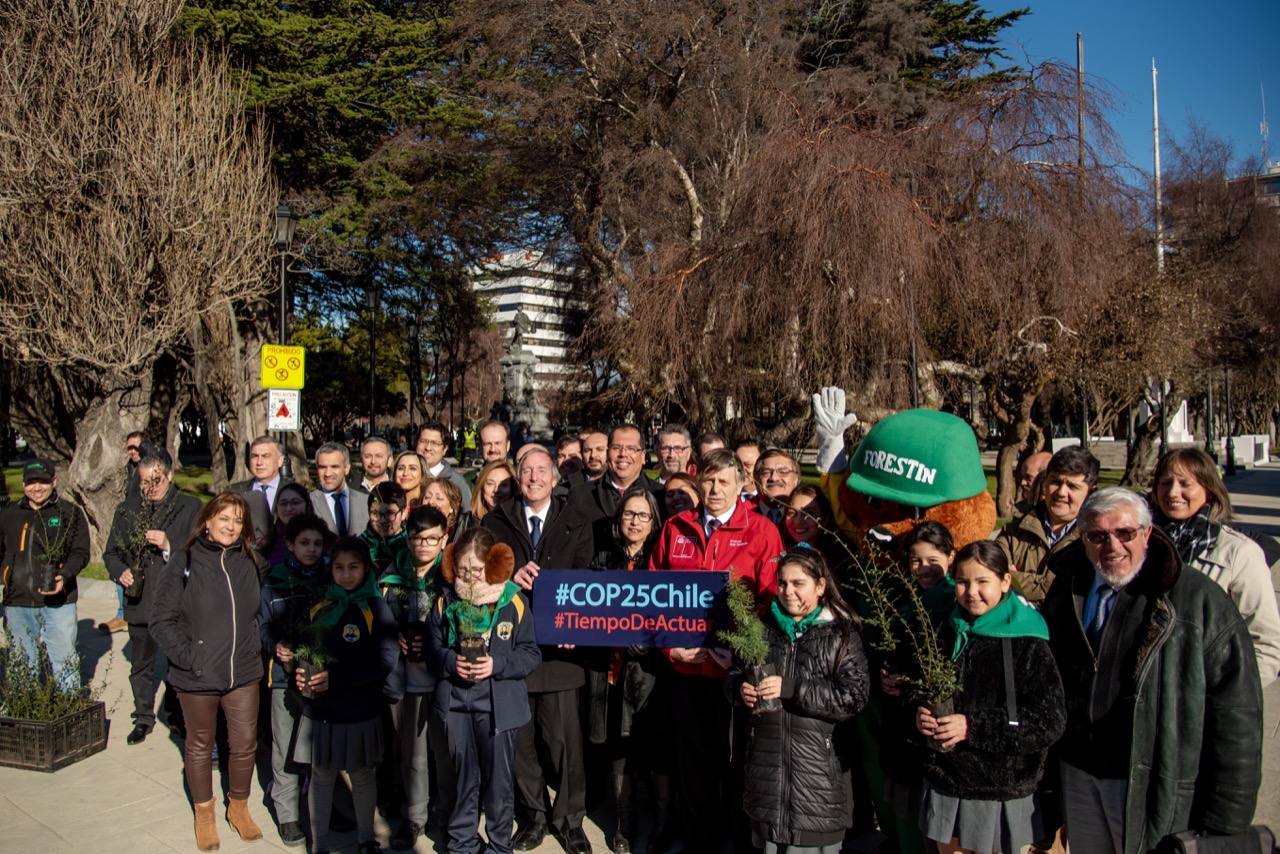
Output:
top-left (267, 389), bottom-right (301, 432)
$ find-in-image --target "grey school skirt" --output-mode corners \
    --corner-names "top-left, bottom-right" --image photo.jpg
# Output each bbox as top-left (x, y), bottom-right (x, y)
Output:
top-left (293, 715), bottom-right (384, 772)
top-left (918, 779), bottom-right (1039, 854)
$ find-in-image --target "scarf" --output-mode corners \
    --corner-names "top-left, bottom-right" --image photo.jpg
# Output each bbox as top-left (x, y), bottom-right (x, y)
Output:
top-left (920, 574), bottom-right (958, 614)
top-left (1157, 505), bottom-right (1219, 566)
top-left (378, 550), bottom-right (441, 593)
top-left (362, 529), bottom-right (407, 567)
top-left (949, 590), bottom-right (1048, 660)
top-left (312, 571), bottom-right (381, 627)
top-left (443, 580), bottom-right (520, 647)
top-left (266, 555), bottom-right (328, 592)
top-left (770, 600), bottom-right (828, 641)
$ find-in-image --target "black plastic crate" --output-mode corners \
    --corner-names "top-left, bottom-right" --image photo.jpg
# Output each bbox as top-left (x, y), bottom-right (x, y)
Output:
top-left (0, 701), bottom-right (108, 772)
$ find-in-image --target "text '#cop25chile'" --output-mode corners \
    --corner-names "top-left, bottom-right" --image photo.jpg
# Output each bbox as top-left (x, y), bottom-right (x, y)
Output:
top-left (552, 579), bottom-right (716, 610)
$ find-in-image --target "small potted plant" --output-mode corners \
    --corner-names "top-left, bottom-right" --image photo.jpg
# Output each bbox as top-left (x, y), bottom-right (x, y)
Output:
top-left (403, 588), bottom-right (433, 663)
top-left (292, 624), bottom-right (333, 700)
top-left (113, 492), bottom-right (175, 599)
top-left (452, 597), bottom-right (492, 673)
top-left (31, 508), bottom-right (81, 597)
top-left (718, 577), bottom-right (778, 714)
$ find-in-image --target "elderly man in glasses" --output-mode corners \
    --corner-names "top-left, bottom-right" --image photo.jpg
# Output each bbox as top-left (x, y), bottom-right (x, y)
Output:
top-left (1040, 487), bottom-right (1263, 854)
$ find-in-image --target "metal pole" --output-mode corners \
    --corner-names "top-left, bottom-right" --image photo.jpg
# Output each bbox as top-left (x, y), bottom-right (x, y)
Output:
top-left (1225, 367), bottom-right (1237, 476)
top-left (277, 246), bottom-right (292, 480)
top-left (368, 291), bottom-right (377, 435)
top-left (1204, 380), bottom-right (1215, 458)
top-left (1153, 59), bottom-right (1165, 272)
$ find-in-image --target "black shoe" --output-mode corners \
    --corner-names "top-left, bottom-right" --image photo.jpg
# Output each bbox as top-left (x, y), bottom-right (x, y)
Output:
top-left (126, 724), bottom-right (150, 745)
top-left (277, 820), bottom-right (306, 847)
top-left (555, 825), bottom-right (593, 854)
top-left (513, 821), bottom-right (549, 851)
top-left (358, 842), bottom-right (382, 854)
top-left (390, 821), bottom-right (421, 850)
top-left (329, 811), bottom-right (357, 833)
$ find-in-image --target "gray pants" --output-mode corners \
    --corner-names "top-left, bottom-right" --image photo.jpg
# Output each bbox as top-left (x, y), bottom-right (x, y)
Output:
top-left (389, 690), bottom-right (454, 827)
top-left (1060, 760), bottom-right (1127, 854)
top-left (270, 688), bottom-right (304, 824)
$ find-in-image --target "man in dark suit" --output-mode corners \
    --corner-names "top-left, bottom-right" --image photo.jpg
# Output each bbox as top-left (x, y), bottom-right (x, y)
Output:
top-left (231, 435), bottom-right (293, 541)
top-left (416, 421), bottom-right (472, 507)
top-left (483, 447), bottom-right (595, 854)
top-left (309, 442), bottom-right (369, 537)
top-left (569, 423), bottom-right (663, 555)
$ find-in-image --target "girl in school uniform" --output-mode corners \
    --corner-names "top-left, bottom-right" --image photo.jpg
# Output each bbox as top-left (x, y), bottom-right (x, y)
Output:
top-left (427, 526), bottom-right (541, 854)
top-left (731, 546), bottom-right (871, 854)
top-left (915, 540), bottom-right (1066, 854)
top-left (295, 536), bottom-right (400, 854)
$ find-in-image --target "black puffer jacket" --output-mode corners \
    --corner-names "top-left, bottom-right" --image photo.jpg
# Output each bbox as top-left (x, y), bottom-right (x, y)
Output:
top-left (728, 614), bottom-right (870, 848)
top-left (0, 492), bottom-right (90, 608)
top-left (151, 537), bottom-right (265, 694)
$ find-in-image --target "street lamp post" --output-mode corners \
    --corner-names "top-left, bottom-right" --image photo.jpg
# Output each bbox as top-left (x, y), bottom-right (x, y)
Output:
top-left (1225, 366), bottom-right (1237, 476)
top-left (407, 316), bottom-right (418, 437)
top-left (1204, 379), bottom-right (1216, 459)
top-left (365, 284), bottom-right (381, 435)
top-left (273, 201), bottom-right (297, 480)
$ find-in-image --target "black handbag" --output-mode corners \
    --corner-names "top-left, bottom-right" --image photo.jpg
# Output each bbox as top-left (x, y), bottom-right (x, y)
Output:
top-left (1155, 826), bottom-right (1276, 854)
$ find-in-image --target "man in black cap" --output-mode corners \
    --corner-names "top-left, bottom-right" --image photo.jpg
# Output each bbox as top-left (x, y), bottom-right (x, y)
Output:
top-left (0, 459), bottom-right (90, 691)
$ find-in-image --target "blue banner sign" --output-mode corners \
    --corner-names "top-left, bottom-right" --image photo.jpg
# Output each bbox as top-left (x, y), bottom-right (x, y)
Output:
top-left (531, 569), bottom-right (730, 647)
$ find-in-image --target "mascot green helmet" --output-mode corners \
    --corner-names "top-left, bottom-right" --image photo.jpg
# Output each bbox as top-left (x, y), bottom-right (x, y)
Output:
top-left (845, 409), bottom-right (987, 508)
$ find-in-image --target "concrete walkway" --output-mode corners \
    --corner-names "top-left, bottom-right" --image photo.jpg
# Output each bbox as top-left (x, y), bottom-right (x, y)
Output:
top-left (3, 465), bottom-right (1280, 853)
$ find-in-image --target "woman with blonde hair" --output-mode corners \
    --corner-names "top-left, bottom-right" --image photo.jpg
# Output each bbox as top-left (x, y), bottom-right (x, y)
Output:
top-left (470, 460), bottom-right (518, 521)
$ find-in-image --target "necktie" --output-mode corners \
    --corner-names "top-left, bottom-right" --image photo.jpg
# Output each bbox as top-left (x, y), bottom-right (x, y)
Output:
top-left (707, 518), bottom-right (722, 538)
top-left (333, 491), bottom-right (347, 536)
top-left (530, 515), bottom-right (542, 548)
top-left (259, 481), bottom-right (270, 506)
top-left (1086, 586), bottom-right (1115, 652)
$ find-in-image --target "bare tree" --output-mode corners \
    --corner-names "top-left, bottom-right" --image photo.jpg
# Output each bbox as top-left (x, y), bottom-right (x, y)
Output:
top-left (0, 0), bottom-right (274, 548)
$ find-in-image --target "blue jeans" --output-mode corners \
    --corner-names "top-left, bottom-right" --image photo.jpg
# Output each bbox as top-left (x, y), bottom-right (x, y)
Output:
top-left (115, 585), bottom-right (125, 620)
top-left (5, 603), bottom-right (80, 691)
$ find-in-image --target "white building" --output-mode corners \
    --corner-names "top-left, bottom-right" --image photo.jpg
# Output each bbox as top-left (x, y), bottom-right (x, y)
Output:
top-left (471, 251), bottom-right (583, 390)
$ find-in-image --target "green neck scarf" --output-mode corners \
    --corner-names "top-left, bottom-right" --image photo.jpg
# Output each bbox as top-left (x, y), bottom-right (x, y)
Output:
top-left (770, 599), bottom-right (826, 642)
top-left (949, 590), bottom-right (1048, 660)
top-left (265, 557), bottom-right (328, 593)
top-left (921, 574), bottom-right (958, 614)
top-left (444, 581), bottom-right (519, 647)
top-left (362, 528), bottom-right (407, 564)
top-left (379, 550), bottom-right (441, 593)
top-left (313, 571), bottom-right (381, 627)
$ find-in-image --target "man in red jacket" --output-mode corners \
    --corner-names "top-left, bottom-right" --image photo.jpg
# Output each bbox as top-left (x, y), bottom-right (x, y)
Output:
top-left (649, 448), bottom-right (781, 854)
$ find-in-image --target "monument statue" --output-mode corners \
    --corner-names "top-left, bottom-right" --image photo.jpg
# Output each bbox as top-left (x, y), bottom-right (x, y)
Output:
top-left (492, 310), bottom-right (551, 437)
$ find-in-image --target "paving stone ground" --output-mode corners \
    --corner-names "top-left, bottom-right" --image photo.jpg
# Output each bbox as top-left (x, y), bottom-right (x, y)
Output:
top-left (3, 463), bottom-right (1279, 853)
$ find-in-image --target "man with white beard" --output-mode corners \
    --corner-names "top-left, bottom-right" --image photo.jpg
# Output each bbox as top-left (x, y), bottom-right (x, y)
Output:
top-left (1040, 487), bottom-right (1263, 853)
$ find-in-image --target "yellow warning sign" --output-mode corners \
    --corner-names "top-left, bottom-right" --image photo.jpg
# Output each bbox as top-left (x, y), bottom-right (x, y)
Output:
top-left (261, 344), bottom-right (306, 390)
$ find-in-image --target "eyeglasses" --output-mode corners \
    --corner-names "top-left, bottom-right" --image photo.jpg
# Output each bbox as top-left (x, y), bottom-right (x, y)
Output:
top-left (418, 440), bottom-right (444, 449)
top-left (411, 533), bottom-right (446, 546)
top-left (1083, 527), bottom-right (1143, 546)
top-left (621, 510), bottom-right (653, 523)
top-left (759, 467), bottom-right (795, 478)
top-left (610, 444), bottom-right (643, 455)
top-left (658, 445), bottom-right (689, 454)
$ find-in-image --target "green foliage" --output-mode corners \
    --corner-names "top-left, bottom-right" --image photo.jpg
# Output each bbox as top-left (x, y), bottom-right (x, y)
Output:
top-left (293, 621), bottom-right (334, 666)
top-left (716, 577), bottom-right (770, 668)
top-left (0, 629), bottom-right (108, 721)
top-left (451, 596), bottom-right (494, 639)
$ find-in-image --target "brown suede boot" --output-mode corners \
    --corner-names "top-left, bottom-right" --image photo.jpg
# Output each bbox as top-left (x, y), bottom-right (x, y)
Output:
top-left (226, 797), bottom-right (263, 841)
top-left (193, 798), bottom-right (221, 851)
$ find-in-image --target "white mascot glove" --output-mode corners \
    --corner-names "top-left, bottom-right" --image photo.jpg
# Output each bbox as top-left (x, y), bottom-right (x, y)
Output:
top-left (812, 386), bottom-right (858, 474)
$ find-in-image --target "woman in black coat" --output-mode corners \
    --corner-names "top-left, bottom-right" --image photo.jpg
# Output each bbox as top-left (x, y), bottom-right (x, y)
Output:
top-left (151, 492), bottom-right (265, 852)
top-left (587, 486), bottom-right (667, 854)
top-left (729, 547), bottom-right (870, 854)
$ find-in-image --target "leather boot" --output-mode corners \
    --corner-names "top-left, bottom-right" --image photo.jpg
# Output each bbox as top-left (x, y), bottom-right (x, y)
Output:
top-left (648, 773), bottom-right (677, 854)
top-left (226, 797), bottom-right (264, 841)
top-left (193, 798), bottom-right (221, 851)
top-left (611, 772), bottom-right (633, 853)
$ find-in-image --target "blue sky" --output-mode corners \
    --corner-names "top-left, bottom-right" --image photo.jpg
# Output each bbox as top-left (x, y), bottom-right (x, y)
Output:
top-left (993, 1), bottom-right (1279, 179)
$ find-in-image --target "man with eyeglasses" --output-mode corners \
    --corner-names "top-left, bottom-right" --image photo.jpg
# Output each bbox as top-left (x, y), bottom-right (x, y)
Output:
top-left (483, 447), bottom-right (595, 854)
top-left (997, 446), bottom-right (1098, 606)
top-left (753, 448), bottom-right (801, 526)
top-left (100, 430), bottom-right (151, 633)
top-left (103, 449), bottom-right (200, 745)
top-left (654, 424), bottom-right (693, 484)
top-left (416, 421), bottom-right (472, 508)
top-left (1040, 487), bottom-right (1262, 854)
top-left (570, 423), bottom-right (664, 555)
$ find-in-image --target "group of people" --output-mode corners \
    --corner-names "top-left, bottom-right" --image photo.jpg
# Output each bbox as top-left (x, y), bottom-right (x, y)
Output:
top-left (0, 412), bottom-right (1273, 854)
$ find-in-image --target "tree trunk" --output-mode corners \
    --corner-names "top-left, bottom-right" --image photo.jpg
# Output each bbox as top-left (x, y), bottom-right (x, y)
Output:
top-left (65, 374), bottom-right (153, 558)
top-left (1119, 397), bottom-right (1183, 488)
